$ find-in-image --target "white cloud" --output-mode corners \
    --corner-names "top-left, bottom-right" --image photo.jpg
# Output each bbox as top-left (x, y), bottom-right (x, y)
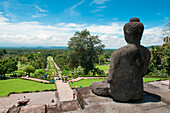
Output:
top-left (35, 5), bottom-right (48, 12)
top-left (91, 9), bottom-right (102, 13)
top-left (90, 0), bottom-right (110, 5)
top-left (141, 37), bottom-right (163, 46)
top-left (32, 5), bottom-right (48, 18)
top-left (32, 13), bottom-right (42, 18)
top-left (97, 6), bottom-right (107, 9)
top-left (64, 0), bottom-right (85, 17)
top-left (71, 0), bottom-right (84, 9)
top-left (143, 27), bottom-right (162, 39)
top-left (0, 13), bottom-right (164, 48)
top-left (0, 14), bottom-right (9, 25)
top-left (142, 26), bottom-right (163, 46)
top-left (32, 13), bottom-right (47, 18)
top-left (64, 23), bottom-right (86, 28)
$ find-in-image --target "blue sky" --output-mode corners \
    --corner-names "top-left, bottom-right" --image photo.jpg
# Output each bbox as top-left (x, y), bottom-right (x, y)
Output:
top-left (0, 0), bottom-right (169, 48)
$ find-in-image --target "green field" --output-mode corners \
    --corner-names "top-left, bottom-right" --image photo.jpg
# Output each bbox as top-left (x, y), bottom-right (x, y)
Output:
top-left (96, 65), bottom-right (110, 71)
top-left (69, 77), bottom-right (168, 88)
top-left (69, 79), bottom-right (105, 88)
top-left (0, 79), bottom-right (56, 97)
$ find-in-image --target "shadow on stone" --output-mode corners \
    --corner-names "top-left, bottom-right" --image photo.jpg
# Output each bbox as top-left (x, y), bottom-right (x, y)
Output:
top-left (112, 91), bottom-right (161, 104)
top-left (141, 91), bottom-right (161, 103)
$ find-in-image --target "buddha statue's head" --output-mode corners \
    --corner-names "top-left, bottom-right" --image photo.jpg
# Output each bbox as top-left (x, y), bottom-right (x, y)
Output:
top-left (123, 17), bottom-right (144, 45)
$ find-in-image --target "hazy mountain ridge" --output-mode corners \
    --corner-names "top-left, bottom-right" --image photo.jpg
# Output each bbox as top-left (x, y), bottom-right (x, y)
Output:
top-left (0, 45), bottom-right (161, 50)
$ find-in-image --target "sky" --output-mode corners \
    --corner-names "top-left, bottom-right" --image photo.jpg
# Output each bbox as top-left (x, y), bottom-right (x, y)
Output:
top-left (0, 0), bottom-right (169, 49)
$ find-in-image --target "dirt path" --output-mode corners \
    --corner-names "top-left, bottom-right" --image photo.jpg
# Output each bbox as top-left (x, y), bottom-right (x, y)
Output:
top-left (21, 77), bottom-right (49, 83)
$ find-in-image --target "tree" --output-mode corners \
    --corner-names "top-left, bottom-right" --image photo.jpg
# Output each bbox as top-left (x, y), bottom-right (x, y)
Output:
top-left (72, 66), bottom-right (84, 78)
top-left (148, 45), bottom-right (170, 77)
top-left (99, 55), bottom-right (105, 64)
top-left (34, 69), bottom-right (45, 76)
top-left (0, 58), bottom-right (18, 76)
top-left (162, 22), bottom-right (170, 37)
top-left (68, 29), bottom-right (105, 74)
top-left (23, 65), bottom-right (35, 74)
top-left (0, 49), bottom-right (7, 59)
top-left (162, 22), bottom-right (170, 44)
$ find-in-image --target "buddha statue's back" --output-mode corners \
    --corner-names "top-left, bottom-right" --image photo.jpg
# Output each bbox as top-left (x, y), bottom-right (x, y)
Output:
top-left (91, 17), bottom-right (151, 102)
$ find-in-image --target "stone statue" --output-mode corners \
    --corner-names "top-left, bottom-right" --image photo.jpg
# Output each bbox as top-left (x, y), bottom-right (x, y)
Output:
top-left (91, 17), bottom-right (151, 102)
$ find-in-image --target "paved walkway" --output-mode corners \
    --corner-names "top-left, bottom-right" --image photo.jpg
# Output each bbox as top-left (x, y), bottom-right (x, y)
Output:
top-left (50, 57), bottom-right (74, 101)
top-left (144, 80), bottom-right (170, 93)
top-left (0, 91), bottom-right (57, 109)
top-left (55, 79), bottom-right (74, 101)
top-left (21, 77), bottom-right (49, 83)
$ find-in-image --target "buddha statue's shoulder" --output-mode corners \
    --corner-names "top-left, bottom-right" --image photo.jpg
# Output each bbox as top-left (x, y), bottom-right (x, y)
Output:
top-left (111, 44), bottom-right (138, 57)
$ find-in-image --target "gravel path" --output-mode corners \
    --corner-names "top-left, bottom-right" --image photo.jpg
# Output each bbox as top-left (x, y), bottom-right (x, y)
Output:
top-left (21, 77), bottom-right (49, 83)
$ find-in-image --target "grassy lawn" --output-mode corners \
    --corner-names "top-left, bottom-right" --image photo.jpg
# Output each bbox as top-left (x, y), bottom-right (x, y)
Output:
top-left (96, 65), bottom-right (110, 71)
top-left (0, 78), bottom-right (56, 97)
top-left (143, 78), bottom-right (167, 83)
top-left (69, 79), bottom-right (105, 88)
top-left (69, 77), bottom-right (169, 88)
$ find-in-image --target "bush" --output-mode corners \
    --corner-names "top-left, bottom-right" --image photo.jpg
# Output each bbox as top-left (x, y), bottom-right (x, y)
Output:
top-left (34, 69), bottom-right (45, 76)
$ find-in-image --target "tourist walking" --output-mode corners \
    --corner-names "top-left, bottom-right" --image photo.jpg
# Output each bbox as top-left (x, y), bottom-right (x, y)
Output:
top-left (65, 76), bottom-right (68, 83)
top-left (62, 77), bottom-right (64, 82)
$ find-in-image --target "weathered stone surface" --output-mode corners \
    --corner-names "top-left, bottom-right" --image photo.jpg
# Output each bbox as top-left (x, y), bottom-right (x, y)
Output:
top-left (91, 17), bottom-right (151, 102)
top-left (19, 105), bottom-right (45, 113)
top-left (60, 100), bottom-right (80, 112)
top-left (46, 103), bottom-right (60, 113)
top-left (107, 17), bottom-right (150, 102)
top-left (7, 106), bottom-right (21, 113)
top-left (76, 87), bottom-right (170, 113)
top-left (91, 81), bottom-right (110, 96)
top-left (0, 108), bottom-right (8, 113)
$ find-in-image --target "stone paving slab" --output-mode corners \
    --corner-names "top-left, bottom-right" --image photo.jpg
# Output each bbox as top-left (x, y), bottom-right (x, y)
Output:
top-left (55, 80), bottom-right (73, 101)
top-left (20, 105), bottom-right (45, 113)
top-left (160, 80), bottom-right (169, 86)
top-left (0, 108), bottom-right (8, 113)
top-left (75, 84), bottom-right (170, 113)
top-left (0, 91), bottom-right (57, 109)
